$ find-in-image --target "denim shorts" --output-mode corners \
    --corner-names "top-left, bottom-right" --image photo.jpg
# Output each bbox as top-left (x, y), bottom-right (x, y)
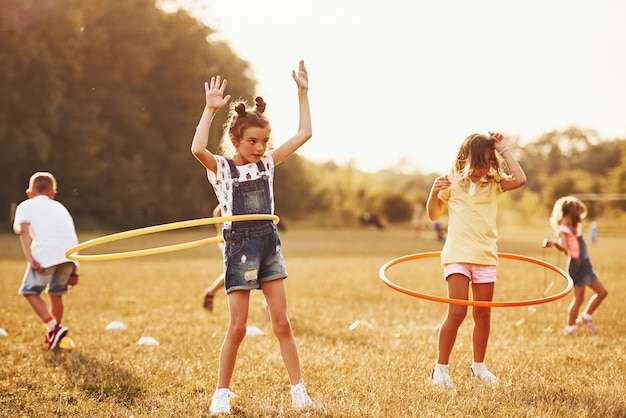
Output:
top-left (568, 258), bottom-right (598, 287)
top-left (18, 262), bottom-right (75, 296)
top-left (444, 263), bottom-right (497, 284)
top-left (223, 223), bottom-right (287, 293)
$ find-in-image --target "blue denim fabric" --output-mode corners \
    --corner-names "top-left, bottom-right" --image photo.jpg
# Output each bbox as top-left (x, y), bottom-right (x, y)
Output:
top-left (568, 235), bottom-right (598, 287)
top-left (223, 159), bottom-right (286, 293)
top-left (18, 261), bottom-right (74, 295)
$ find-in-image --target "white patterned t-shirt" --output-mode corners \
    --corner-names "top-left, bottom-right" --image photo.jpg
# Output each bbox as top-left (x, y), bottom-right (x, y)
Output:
top-left (207, 154), bottom-right (275, 229)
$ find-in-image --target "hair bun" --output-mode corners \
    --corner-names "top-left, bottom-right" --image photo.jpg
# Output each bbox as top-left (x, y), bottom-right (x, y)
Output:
top-left (255, 96), bottom-right (266, 113)
top-left (235, 103), bottom-right (247, 116)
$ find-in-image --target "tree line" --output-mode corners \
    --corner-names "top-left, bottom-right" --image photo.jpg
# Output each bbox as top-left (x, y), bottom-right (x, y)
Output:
top-left (2, 1), bottom-right (625, 232)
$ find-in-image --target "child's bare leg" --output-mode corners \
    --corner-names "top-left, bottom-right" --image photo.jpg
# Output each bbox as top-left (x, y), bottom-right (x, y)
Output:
top-left (24, 294), bottom-right (52, 322)
top-left (568, 287), bottom-right (585, 325)
top-left (49, 294), bottom-right (64, 324)
top-left (262, 279), bottom-right (302, 384)
top-left (205, 273), bottom-right (225, 296)
top-left (437, 274), bottom-right (469, 364)
top-left (217, 290), bottom-right (250, 388)
top-left (471, 283), bottom-right (494, 362)
top-left (203, 273), bottom-right (225, 311)
top-left (584, 279), bottom-right (608, 316)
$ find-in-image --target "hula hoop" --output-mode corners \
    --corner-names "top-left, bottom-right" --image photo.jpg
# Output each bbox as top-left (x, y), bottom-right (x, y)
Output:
top-left (65, 214), bottom-right (280, 261)
top-left (379, 252), bottom-right (573, 307)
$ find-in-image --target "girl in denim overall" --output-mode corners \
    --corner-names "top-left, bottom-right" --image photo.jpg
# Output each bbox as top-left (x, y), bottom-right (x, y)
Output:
top-left (191, 61), bottom-right (314, 414)
top-left (544, 196), bottom-right (608, 335)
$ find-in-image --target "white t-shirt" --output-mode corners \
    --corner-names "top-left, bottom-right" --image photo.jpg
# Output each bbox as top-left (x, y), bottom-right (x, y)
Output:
top-left (13, 195), bottom-right (78, 268)
top-left (207, 154), bottom-right (275, 229)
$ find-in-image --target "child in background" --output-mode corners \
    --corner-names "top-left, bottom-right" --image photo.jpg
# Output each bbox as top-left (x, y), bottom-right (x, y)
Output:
top-left (202, 204), bottom-right (225, 312)
top-left (543, 196), bottom-right (608, 335)
top-left (426, 132), bottom-right (526, 388)
top-left (13, 172), bottom-right (79, 350)
top-left (191, 61), bottom-right (314, 413)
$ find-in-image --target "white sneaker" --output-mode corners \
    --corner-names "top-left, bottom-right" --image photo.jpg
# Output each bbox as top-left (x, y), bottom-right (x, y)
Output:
top-left (209, 388), bottom-right (235, 414)
top-left (564, 325), bottom-right (579, 336)
top-left (291, 380), bottom-right (315, 410)
top-left (471, 364), bottom-right (499, 384)
top-left (430, 363), bottom-right (455, 388)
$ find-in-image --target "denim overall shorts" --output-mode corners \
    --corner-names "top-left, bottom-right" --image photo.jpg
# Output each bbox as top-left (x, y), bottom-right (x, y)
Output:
top-left (223, 159), bottom-right (286, 293)
top-left (568, 235), bottom-right (597, 287)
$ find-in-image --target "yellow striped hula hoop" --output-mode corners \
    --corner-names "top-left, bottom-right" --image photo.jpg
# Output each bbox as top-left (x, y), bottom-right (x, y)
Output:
top-left (379, 252), bottom-right (573, 307)
top-left (65, 214), bottom-right (280, 262)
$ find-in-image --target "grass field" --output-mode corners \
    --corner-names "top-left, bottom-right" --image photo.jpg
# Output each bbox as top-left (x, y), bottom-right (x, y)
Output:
top-left (1, 224), bottom-right (625, 417)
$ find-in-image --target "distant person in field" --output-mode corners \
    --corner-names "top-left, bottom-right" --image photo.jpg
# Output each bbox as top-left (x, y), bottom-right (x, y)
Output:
top-left (543, 196), bottom-right (608, 335)
top-left (13, 172), bottom-right (79, 350)
top-left (202, 204), bottom-right (225, 312)
top-left (589, 220), bottom-right (598, 244)
top-left (191, 60), bottom-right (315, 413)
top-left (426, 132), bottom-right (527, 388)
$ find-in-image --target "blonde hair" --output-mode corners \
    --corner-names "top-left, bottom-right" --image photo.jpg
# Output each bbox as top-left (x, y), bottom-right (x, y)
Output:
top-left (27, 172), bottom-right (57, 194)
top-left (219, 97), bottom-right (271, 158)
top-left (549, 196), bottom-right (587, 234)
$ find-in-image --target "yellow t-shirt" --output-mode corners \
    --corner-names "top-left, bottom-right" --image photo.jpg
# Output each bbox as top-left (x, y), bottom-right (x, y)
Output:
top-left (438, 173), bottom-right (503, 266)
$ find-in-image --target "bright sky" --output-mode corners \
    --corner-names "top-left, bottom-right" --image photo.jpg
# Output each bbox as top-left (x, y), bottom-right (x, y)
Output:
top-left (195, 0), bottom-right (626, 173)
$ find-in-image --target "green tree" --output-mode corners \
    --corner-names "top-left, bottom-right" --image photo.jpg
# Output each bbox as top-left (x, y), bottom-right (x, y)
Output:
top-left (0, 0), bottom-right (258, 230)
top-left (378, 193), bottom-right (413, 223)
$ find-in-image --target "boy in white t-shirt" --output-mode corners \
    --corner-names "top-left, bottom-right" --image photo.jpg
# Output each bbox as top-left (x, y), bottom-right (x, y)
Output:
top-left (13, 172), bottom-right (79, 350)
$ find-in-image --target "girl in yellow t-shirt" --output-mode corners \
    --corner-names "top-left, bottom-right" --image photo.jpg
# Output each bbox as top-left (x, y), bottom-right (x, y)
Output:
top-left (426, 132), bottom-right (527, 389)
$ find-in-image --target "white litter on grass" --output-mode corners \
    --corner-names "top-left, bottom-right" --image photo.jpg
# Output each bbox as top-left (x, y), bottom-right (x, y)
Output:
top-left (246, 326), bottom-right (264, 336)
top-left (349, 320), bottom-right (374, 331)
top-left (0, 328), bottom-right (7, 337)
top-left (137, 336), bottom-right (159, 346)
top-left (105, 321), bottom-right (127, 330)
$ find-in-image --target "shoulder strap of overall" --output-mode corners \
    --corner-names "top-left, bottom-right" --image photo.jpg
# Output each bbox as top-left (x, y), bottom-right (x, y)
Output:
top-left (226, 158), bottom-right (239, 180)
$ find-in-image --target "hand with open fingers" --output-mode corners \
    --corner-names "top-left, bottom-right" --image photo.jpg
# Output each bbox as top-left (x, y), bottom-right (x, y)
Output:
top-left (292, 60), bottom-right (309, 91)
top-left (204, 76), bottom-right (231, 111)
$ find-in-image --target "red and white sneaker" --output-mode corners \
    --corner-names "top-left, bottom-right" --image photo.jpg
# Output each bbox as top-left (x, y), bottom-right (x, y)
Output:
top-left (47, 325), bottom-right (68, 350)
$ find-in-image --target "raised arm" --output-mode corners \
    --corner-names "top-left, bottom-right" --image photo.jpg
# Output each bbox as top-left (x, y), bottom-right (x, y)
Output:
top-left (270, 60), bottom-right (312, 166)
top-left (490, 132), bottom-right (527, 191)
top-left (191, 76), bottom-right (231, 173)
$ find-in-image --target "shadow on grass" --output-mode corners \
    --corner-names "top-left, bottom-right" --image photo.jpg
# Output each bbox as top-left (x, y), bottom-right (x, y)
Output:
top-left (47, 350), bottom-right (145, 407)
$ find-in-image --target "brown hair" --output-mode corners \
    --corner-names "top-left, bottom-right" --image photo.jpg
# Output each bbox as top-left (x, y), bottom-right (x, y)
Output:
top-left (454, 133), bottom-right (505, 182)
top-left (219, 97), bottom-right (270, 157)
top-left (27, 172), bottom-right (57, 194)
top-left (550, 196), bottom-right (588, 234)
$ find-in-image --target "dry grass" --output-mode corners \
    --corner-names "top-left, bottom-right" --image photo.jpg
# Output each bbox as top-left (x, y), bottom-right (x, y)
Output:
top-left (1, 224), bottom-right (625, 417)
